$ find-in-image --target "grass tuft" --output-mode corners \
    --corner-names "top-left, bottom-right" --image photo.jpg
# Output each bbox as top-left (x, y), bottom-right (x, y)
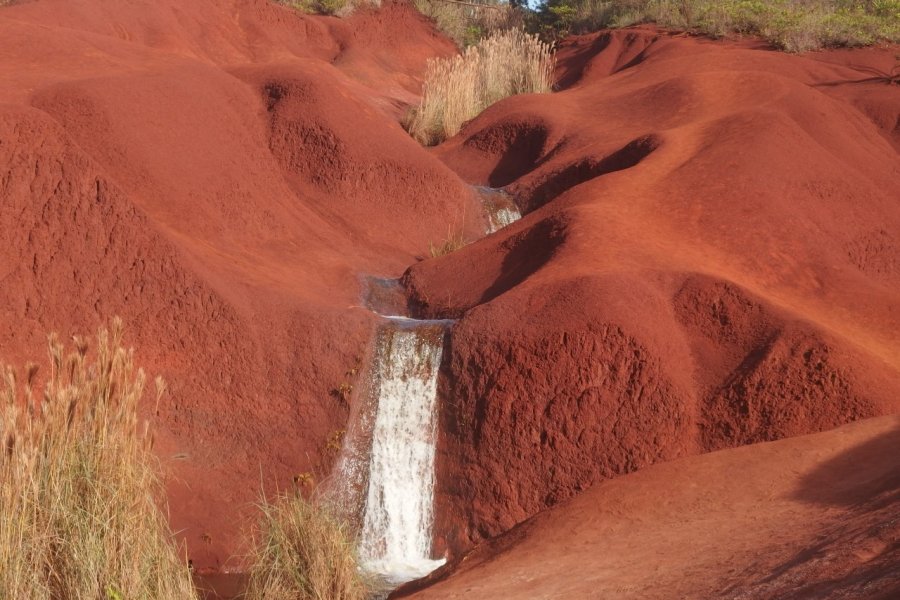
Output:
top-left (245, 492), bottom-right (370, 600)
top-left (407, 28), bottom-right (555, 145)
top-left (0, 319), bottom-right (195, 600)
top-left (429, 227), bottom-right (469, 257)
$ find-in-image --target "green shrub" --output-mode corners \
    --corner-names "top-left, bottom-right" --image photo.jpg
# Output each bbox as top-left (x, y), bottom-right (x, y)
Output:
top-left (414, 0), bottom-right (524, 46)
top-left (407, 28), bottom-right (555, 144)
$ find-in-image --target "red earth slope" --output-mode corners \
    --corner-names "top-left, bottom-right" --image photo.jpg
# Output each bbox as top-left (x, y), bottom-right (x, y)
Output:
top-left (0, 0), bottom-right (480, 570)
top-left (397, 415), bottom-right (900, 600)
top-left (401, 28), bottom-right (900, 555)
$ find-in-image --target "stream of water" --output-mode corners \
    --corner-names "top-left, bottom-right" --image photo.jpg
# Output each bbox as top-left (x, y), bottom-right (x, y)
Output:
top-left (338, 187), bottom-right (522, 589)
top-left (478, 186), bottom-right (522, 233)
top-left (357, 322), bottom-right (450, 584)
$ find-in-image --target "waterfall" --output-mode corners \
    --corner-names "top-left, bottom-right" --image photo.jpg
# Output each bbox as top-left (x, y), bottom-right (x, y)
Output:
top-left (357, 320), bottom-right (449, 585)
top-left (477, 186), bottom-right (522, 233)
top-left (337, 188), bottom-right (521, 588)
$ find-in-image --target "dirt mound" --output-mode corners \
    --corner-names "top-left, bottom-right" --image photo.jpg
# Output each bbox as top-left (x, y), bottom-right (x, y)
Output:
top-left (396, 415), bottom-right (900, 599)
top-left (404, 27), bottom-right (900, 554)
top-left (0, 0), bottom-right (472, 570)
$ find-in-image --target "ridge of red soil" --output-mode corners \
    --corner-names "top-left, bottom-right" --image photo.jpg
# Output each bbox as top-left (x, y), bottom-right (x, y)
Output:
top-left (396, 415), bottom-right (900, 599)
top-left (402, 28), bottom-right (900, 556)
top-left (0, 0), bottom-right (476, 570)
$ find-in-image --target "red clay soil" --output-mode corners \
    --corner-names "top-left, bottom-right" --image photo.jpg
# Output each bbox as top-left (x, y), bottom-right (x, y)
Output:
top-left (3, 0), bottom-right (899, 589)
top-left (395, 415), bottom-right (900, 599)
top-left (0, 0), bottom-right (479, 571)
top-left (403, 28), bottom-right (900, 556)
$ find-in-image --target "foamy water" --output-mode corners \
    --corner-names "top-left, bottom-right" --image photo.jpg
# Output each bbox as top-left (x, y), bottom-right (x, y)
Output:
top-left (488, 206), bottom-right (522, 232)
top-left (477, 186), bottom-right (522, 233)
top-left (350, 184), bottom-right (523, 585)
top-left (358, 324), bottom-right (448, 585)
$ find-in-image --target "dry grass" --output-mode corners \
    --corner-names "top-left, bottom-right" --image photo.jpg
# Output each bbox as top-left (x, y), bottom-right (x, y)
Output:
top-left (429, 227), bottom-right (469, 257)
top-left (535, 0), bottom-right (900, 52)
top-left (245, 492), bottom-right (370, 600)
top-left (407, 28), bottom-right (555, 145)
top-left (0, 319), bottom-right (195, 600)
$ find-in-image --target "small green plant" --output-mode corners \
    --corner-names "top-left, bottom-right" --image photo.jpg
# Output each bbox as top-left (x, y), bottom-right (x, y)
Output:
top-left (293, 471), bottom-right (315, 488)
top-left (325, 429), bottom-right (346, 453)
top-left (245, 492), bottom-right (370, 600)
top-left (332, 381), bottom-right (353, 404)
top-left (414, 0), bottom-right (524, 47)
top-left (330, 359), bottom-right (361, 407)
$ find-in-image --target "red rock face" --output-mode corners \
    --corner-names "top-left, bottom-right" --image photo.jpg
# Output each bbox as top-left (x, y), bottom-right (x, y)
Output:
top-left (434, 277), bottom-right (699, 549)
top-left (403, 29), bottom-right (900, 555)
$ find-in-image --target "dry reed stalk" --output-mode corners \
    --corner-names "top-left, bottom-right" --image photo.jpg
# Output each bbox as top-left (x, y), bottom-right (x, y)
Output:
top-left (244, 492), bottom-right (370, 600)
top-left (408, 28), bottom-right (555, 145)
top-left (0, 319), bottom-right (195, 600)
top-left (429, 226), bottom-right (468, 257)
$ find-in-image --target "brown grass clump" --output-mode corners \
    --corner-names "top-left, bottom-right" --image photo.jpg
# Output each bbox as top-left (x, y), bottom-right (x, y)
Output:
top-left (0, 319), bottom-right (195, 600)
top-left (407, 28), bottom-right (555, 145)
top-left (429, 227), bottom-right (468, 257)
top-left (245, 492), bottom-right (370, 600)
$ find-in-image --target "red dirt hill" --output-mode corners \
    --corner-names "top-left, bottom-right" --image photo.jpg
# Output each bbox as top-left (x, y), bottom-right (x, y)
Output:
top-left (0, 0), bottom-right (480, 570)
top-left (401, 28), bottom-right (900, 555)
top-left (397, 415), bottom-right (900, 599)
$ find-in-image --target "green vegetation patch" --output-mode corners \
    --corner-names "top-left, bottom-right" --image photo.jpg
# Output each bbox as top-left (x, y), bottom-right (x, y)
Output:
top-left (532, 0), bottom-right (900, 51)
top-left (279, 0), bottom-right (378, 17)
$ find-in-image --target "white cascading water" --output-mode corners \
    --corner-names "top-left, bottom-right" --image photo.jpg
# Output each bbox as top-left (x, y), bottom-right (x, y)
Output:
top-left (358, 321), bottom-right (448, 585)
top-left (477, 186), bottom-right (523, 233)
top-left (346, 188), bottom-right (521, 587)
top-left (488, 206), bottom-right (522, 232)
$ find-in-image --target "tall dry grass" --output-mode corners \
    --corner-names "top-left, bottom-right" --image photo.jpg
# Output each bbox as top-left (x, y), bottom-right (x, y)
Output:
top-left (0, 320), bottom-right (195, 600)
top-left (245, 492), bottom-right (370, 600)
top-left (407, 28), bottom-right (555, 145)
